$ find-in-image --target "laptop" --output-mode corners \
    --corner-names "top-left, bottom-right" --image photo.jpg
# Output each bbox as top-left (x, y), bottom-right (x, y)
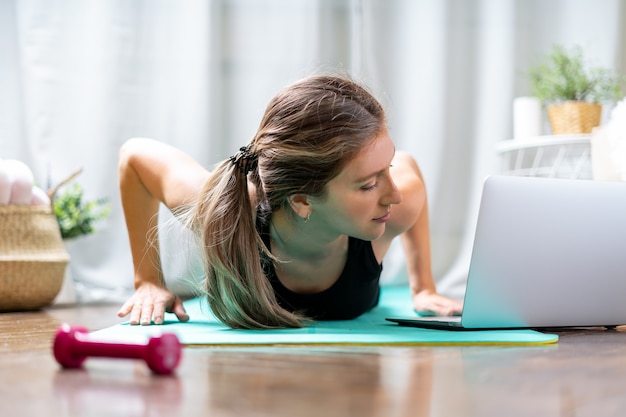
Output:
top-left (387, 175), bottom-right (626, 330)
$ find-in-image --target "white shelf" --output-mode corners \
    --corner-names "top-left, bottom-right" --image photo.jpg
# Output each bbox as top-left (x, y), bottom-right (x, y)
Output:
top-left (496, 134), bottom-right (592, 179)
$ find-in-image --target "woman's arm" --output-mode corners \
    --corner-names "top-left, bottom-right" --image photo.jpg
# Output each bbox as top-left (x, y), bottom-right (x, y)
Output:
top-left (382, 152), bottom-right (463, 316)
top-left (116, 138), bottom-right (210, 325)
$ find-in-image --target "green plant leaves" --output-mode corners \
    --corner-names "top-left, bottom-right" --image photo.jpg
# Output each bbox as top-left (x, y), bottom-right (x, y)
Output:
top-left (53, 183), bottom-right (110, 240)
top-left (529, 44), bottom-right (624, 104)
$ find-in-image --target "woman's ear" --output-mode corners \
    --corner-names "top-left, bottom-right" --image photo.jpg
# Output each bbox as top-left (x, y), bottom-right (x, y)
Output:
top-left (288, 194), bottom-right (312, 221)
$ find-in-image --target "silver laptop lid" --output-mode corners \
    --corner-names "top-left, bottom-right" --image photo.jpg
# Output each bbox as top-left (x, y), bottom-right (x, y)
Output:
top-left (461, 176), bottom-right (626, 328)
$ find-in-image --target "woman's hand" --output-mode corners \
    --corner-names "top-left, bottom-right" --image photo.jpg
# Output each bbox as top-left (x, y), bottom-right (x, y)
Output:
top-left (117, 282), bottom-right (190, 325)
top-left (413, 289), bottom-right (463, 317)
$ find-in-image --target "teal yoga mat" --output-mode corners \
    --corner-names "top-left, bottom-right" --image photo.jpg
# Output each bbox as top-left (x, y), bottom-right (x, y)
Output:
top-left (92, 286), bottom-right (558, 346)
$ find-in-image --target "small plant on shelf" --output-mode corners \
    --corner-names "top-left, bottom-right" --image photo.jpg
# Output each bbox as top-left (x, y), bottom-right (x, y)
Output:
top-left (529, 44), bottom-right (624, 134)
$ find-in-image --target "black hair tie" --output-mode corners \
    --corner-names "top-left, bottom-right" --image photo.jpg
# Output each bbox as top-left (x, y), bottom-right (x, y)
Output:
top-left (229, 146), bottom-right (258, 174)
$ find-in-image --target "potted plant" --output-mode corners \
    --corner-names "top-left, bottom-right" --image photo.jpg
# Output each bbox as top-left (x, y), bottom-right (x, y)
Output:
top-left (53, 182), bottom-right (110, 240)
top-left (49, 168), bottom-right (110, 240)
top-left (50, 169), bottom-right (110, 304)
top-left (529, 44), bottom-right (624, 134)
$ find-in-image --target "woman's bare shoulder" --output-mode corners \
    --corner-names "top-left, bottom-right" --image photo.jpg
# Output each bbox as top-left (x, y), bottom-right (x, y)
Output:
top-left (120, 138), bottom-right (212, 210)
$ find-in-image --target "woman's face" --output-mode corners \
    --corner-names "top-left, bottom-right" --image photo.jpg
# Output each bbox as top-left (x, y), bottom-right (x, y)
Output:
top-left (309, 129), bottom-right (402, 241)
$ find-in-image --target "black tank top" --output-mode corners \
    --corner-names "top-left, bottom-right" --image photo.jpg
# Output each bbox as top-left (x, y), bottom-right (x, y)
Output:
top-left (257, 213), bottom-right (382, 320)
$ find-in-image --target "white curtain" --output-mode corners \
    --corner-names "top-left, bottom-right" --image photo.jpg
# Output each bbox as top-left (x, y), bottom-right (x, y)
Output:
top-left (1, 0), bottom-right (624, 303)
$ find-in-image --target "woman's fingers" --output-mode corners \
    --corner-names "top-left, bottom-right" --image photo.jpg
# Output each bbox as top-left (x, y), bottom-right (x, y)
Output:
top-left (140, 302), bottom-right (155, 326)
top-left (414, 291), bottom-right (463, 317)
top-left (152, 302), bottom-right (167, 325)
top-left (116, 301), bottom-right (132, 318)
top-left (171, 298), bottom-right (190, 323)
top-left (128, 301), bottom-right (143, 325)
top-left (118, 286), bottom-right (190, 325)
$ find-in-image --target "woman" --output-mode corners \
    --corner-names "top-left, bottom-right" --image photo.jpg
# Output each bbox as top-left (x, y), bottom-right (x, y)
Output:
top-left (117, 75), bottom-right (462, 329)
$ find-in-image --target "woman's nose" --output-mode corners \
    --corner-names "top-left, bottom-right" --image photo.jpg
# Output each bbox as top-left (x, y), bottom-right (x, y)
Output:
top-left (381, 176), bottom-right (402, 206)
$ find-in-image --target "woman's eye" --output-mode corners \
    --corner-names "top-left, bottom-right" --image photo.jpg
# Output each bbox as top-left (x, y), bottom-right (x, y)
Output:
top-left (361, 182), bottom-right (378, 191)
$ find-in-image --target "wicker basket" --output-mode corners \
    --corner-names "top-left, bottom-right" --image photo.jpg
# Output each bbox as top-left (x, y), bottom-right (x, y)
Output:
top-left (0, 205), bottom-right (69, 311)
top-left (547, 101), bottom-right (602, 135)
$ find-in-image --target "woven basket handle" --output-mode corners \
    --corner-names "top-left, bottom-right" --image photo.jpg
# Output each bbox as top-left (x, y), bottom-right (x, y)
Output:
top-left (47, 167), bottom-right (83, 201)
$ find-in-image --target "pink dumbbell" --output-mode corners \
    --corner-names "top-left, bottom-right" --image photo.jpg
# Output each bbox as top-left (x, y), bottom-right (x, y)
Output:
top-left (53, 323), bottom-right (182, 375)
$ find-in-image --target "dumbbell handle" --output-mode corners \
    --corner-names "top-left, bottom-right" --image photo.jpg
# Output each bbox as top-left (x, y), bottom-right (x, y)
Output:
top-left (70, 334), bottom-right (149, 360)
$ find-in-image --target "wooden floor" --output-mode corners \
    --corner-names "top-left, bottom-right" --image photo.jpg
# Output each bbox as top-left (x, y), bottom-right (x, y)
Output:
top-left (2, 304), bottom-right (626, 417)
